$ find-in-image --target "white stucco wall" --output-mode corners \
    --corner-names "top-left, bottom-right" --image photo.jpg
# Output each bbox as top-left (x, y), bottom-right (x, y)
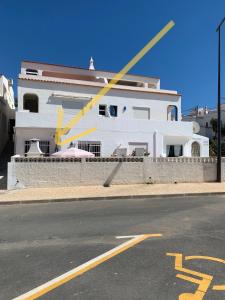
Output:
top-left (15, 68), bottom-right (208, 157)
top-left (7, 157), bottom-right (219, 190)
top-left (0, 76), bottom-right (15, 153)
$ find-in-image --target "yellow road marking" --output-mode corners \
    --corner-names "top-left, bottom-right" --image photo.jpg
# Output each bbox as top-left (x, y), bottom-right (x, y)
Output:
top-left (168, 252), bottom-right (225, 299)
top-left (176, 273), bottom-right (204, 286)
top-left (185, 255), bottom-right (225, 264)
top-left (185, 255), bottom-right (225, 291)
top-left (13, 233), bottom-right (162, 300)
top-left (178, 290), bottom-right (206, 300)
top-left (167, 253), bottom-right (213, 300)
top-left (167, 253), bottom-right (212, 279)
top-left (55, 20), bottom-right (175, 146)
top-left (212, 285), bottom-right (225, 291)
top-left (176, 274), bottom-right (212, 293)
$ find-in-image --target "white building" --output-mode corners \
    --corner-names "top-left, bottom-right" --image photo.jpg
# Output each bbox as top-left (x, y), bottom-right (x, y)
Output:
top-left (0, 75), bottom-right (15, 154)
top-left (183, 105), bottom-right (225, 140)
top-left (15, 60), bottom-right (209, 157)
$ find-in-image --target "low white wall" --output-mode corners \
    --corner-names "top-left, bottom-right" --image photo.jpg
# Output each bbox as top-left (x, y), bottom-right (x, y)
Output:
top-left (144, 157), bottom-right (217, 183)
top-left (7, 157), bottom-right (223, 190)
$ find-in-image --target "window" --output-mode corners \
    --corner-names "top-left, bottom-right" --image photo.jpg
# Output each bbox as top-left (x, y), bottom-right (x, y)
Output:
top-left (99, 105), bottom-right (107, 116)
top-left (39, 141), bottom-right (50, 156)
top-left (109, 105), bottom-right (117, 117)
top-left (23, 94), bottom-right (39, 113)
top-left (166, 145), bottom-right (183, 157)
top-left (133, 107), bottom-right (150, 120)
top-left (167, 105), bottom-right (178, 121)
top-left (26, 69), bottom-right (38, 75)
top-left (206, 122), bottom-right (209, 128)
top-left (24, 140), bottom-right (50, 156)
top-left (24, 141), bottom-right (30, 154)
top-left (99, 105), bottom-right (118, 117)
top-left (78, 141), bottom-right (101, 157)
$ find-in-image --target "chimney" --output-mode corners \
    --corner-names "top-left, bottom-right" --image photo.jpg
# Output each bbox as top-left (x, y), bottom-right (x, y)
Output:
top-left (89, 57), bottom-right (95, 70)
top-left (26, 139), bottom-right (43, 157)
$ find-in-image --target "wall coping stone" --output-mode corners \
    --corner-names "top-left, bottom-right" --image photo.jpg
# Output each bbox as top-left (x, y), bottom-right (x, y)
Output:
top-left (12, 156), bottom-right (218, 163)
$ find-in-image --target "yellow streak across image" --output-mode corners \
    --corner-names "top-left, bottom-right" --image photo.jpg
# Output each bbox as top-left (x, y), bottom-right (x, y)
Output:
top-left (55, 20), bottom-right (175, 146)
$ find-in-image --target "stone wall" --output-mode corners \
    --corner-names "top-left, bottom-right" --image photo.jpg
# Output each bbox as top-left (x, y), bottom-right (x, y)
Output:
top-left (7, 157), bottom-right (223, 190)
top-left (144, 157), bottom-right (218, 184)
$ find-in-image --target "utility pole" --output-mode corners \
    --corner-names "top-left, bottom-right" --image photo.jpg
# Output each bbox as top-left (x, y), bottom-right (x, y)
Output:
top-left (216, 17), bottom-right (225, 182)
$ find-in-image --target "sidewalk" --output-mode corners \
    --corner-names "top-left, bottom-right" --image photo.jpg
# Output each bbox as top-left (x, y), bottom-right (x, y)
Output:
top-left (0, 182), bottom-right (225, 204)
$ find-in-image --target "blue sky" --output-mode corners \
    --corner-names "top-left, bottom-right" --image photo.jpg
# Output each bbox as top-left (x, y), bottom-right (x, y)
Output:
top-left (0, 0), bottom-right (224, 112)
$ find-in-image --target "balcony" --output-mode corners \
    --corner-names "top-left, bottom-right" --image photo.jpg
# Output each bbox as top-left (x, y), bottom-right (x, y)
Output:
top-left (16, 111), bottom-right (193, 139)
top-left (16, 111), bottom-right (57, 128)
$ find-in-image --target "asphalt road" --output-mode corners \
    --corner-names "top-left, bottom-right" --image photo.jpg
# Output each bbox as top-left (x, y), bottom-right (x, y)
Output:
top-left (0, 195), bottom-right (225, 299)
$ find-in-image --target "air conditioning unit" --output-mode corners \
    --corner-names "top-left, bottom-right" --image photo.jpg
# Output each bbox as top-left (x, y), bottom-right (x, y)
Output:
top-left (115, 148), bottom-right (127, 157)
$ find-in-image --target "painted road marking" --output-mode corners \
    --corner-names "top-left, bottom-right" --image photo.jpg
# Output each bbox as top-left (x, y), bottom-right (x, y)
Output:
top-left (116, 235), bottom-right (140, 239)
top-left (55, 20), bottom-right (175, 146)
top-left (167, 253), bottom-right (225, 300)
top-left (185, 255), bottom-right (225, 291)
top-left (13, 233), bottom-right (162, 300)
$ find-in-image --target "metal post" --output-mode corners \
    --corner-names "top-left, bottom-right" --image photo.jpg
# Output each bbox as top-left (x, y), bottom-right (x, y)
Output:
top-left (216, 17), bottom-right (225, 182)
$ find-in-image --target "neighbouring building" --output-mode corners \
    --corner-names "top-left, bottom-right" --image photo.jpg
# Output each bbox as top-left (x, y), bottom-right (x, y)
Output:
top-left (0, 75), bottom-right (15, 154)
top-left (15, 60), bottom-right (209, 158)
top-left (183, 105), bottom-right (225, 140)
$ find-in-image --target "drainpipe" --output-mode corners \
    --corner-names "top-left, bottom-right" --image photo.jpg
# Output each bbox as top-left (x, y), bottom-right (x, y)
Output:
top-left (153, 131), bottom-right (157, 158)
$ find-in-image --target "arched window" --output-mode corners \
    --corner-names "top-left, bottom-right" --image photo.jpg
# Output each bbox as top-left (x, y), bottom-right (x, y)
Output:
top-left (167, 105), bottom-right (178, 121)
top-left (23, 94), bottom-right (39, 113)
top-left (191, 141), bottom-right (200, 157)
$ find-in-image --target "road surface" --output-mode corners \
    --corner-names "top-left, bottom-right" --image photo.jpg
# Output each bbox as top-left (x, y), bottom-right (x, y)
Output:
top-left (0, 195), bottom-right (225, 299)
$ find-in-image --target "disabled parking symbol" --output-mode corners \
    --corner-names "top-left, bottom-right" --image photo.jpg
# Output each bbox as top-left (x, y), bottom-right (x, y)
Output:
top-left (167, 252), bottom-right (225, 300)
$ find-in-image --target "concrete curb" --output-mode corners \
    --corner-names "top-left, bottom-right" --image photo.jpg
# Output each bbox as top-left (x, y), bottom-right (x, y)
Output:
top-left (0, 191), bottom-right (225, 205)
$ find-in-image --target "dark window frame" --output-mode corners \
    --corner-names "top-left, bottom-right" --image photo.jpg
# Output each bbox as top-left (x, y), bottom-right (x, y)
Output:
top-left (99, 104), bottom-right (107, 116)
top-left (166, 145), bottom-right (183, 157)
top-left (23, 94), bottom-right (39, 113)
top-left (109, 105), bottom-right (118, 117)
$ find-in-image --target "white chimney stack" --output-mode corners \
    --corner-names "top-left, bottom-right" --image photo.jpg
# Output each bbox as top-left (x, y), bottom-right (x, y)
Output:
top-left (26, 139), bottom-right (44, 157)
top-left (89, 57), bottom-right (95, 70)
